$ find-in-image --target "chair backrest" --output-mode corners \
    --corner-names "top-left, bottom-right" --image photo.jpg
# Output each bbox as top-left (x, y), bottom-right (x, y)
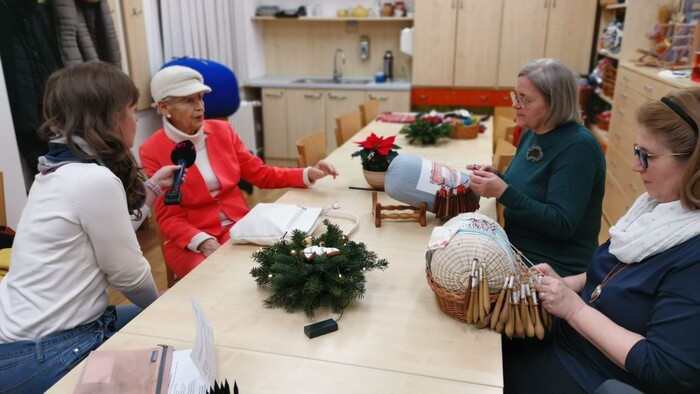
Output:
top-left (335, 111), bottom-right (363, 147)
top-left (492, 139), bottom-right (516, 228)
top-left (493, 115), bottom-right (516, 153)
top-left (296, 132), bottom-right (327, 168)
top-left (359, 99), bottom-right (380, 127)
top-left (0, 172), bottom-right (6, 227)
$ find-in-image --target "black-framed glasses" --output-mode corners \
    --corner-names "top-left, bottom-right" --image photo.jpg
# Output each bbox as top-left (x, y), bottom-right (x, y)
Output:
top-left (633, 143), bottom-right (690, 169)
top-left (509, 91), bottom-right (530, 108)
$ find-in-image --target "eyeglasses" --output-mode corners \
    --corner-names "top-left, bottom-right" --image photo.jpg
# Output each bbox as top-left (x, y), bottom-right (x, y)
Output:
top-left (509, 91), bottom-right (531, 108)
top-left (165, 93), bottom-right (205, 108)
top-left (633, 143), bottom-right (690, 169)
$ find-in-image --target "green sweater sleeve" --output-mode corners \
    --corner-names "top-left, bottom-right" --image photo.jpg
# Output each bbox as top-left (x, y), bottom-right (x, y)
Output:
top-left (499, 140), bottom-right (600, 240)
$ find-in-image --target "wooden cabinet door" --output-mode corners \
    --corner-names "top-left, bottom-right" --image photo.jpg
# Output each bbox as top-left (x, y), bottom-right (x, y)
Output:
top-left (545, 0), bottom-right (597, 76)
top-left (261, 89), bottom-right (288, 160)
top-left (412, 0), bottom-right (458, 86)
top-left (453, 0), bottom-right (504, 87)
top-left (325, 90), bottom-right (366, 152)
top-left (497, 0), bottom-right (548, 88)
top-left (120, 0), bottom-right (152, 110)
top-left (286, 89), bottom-right (326, 159)
top-left (367, 91), bottom-right (410, 113)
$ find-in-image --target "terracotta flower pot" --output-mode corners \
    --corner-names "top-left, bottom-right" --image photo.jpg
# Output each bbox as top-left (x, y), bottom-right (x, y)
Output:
top-left (363, 169), bottom-right (387, 190)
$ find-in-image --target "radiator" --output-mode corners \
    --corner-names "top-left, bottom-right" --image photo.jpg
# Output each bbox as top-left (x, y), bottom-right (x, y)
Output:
top-left (228, 101), bottom-right (262, 156)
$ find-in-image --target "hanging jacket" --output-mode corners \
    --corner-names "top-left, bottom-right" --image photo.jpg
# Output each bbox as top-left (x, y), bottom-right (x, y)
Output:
top-left (51, 0), bottom-right (121, 67)
top-left (0, 0), bottom-right (61, 175)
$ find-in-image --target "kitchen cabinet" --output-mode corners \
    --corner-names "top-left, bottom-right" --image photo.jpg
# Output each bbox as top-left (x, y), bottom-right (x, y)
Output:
top-left (261, 89), bottom-right (288, 160)
top-left (497, 0), bottom-right (597, 87)
top-left (262, 88), bottom-right (409, 165)
top-left (325, 90), bottom-right (367, 151)
top-left (286, 89), bottom-right (326, 159)
top-left (413, 0), bottom-right (503, 87)
top-left (366, 90), bottom-right (411, 113)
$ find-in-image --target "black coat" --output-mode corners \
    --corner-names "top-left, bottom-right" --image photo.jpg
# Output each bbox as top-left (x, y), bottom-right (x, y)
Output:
top-left (0, 0), bottom-right (61, 175)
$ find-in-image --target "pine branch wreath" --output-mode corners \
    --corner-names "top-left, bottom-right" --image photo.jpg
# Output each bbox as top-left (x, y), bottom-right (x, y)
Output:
top-left (250, 221), bottom-right (389, 318)
top-left (399, 115), bottom-right (454, 145)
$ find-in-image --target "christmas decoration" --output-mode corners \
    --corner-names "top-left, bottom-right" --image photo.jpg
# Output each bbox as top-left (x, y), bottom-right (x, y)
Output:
top-left (351, 132), bottom-right (401, 172)
top-left (400, 115), bottom-right (454, 145)
top-left (250, 221), bottom-right (389, 318)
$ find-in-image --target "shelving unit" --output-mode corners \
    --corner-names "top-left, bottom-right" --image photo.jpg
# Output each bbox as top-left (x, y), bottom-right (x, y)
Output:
top-left (586, 2), bottom-right (627, 137)
top-left (252, 16), bottom-right (414, 22)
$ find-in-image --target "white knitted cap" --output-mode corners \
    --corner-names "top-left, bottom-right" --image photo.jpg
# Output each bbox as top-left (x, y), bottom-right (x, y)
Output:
top-left (150, 65), bottom-right (211, 103)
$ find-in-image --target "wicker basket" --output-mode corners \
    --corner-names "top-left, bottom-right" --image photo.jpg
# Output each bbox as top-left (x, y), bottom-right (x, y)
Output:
top-left (451, 123), bottom-right (479, 139)
top-left (426, 266), bottom-right (498, 323)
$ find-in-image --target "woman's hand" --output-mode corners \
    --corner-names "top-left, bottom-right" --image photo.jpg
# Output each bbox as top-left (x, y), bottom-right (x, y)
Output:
top-left (536, 275), bottom-right (586, 321)
top-left (466, 164), bottom-right (498, 174)
top-left (308, 160), bottom-right (339, 182)
top-left (532, 263), bottom-right (562, 281)
top-left (469, 169), bottom-right (507, 198)
top-left (151, 164), bottom-right (184, 190)
top-left (198, 238), bottom-right (222, 257)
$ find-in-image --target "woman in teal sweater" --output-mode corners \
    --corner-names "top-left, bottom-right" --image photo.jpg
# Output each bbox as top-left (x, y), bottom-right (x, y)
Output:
top-left (469, 59), bottom-right (606, 276)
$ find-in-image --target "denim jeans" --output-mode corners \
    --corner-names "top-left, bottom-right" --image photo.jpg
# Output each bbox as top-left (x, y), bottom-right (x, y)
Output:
top-left (0, 304), bottom-right (142, 393)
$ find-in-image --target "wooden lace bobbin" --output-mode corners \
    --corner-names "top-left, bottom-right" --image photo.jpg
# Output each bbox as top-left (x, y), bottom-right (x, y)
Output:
top-left (521, 284), bottom-right (535, 338)
top-left (372, 191), bottom-right (427, 227)
top-left (530, 284), bottom-right (545, 340)
top-left (494, 276), bottom-right (514, 333)
top-left (513, 289), bottom-right (524, 338)
top-left (490, 276), bottom-right (509, 330)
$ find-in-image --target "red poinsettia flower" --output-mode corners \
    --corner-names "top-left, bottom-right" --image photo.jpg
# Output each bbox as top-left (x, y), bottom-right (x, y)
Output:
top-left (355, 133), bottom-right (396, 156)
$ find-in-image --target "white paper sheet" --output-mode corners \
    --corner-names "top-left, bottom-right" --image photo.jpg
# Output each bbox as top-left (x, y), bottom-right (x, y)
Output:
top-left (190, 298), bottom-right (217, 387)
top-left (168, 349), bottom-right (210, 394)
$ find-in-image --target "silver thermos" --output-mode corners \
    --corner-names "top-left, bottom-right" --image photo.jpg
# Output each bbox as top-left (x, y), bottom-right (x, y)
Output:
top-left (383, 50), bottom-right (393, 81)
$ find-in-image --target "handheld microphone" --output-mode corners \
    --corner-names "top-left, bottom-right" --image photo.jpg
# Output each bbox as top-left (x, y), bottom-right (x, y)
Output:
top-left (164, 140), bottom-right (197, 205)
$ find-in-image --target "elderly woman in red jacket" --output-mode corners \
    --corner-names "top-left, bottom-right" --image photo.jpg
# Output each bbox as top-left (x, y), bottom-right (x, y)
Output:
top-left (140, 65), bottom-right (338, 278)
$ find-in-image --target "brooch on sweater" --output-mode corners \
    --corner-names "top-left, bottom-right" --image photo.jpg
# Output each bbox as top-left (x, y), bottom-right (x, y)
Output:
top-left (526, 145), bottom-right (544, 162)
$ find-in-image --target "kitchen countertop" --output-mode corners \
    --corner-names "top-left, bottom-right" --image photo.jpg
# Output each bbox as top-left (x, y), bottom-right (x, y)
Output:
top-left (247, 75), bottom-right (411, 91)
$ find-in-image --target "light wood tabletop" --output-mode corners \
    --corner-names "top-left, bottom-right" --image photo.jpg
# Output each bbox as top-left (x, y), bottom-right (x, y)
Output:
top-left (49, 118), bottom-right (503, 393)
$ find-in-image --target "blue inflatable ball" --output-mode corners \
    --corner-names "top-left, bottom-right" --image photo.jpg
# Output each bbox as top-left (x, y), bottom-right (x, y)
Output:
top-left (161, 57), bottom-right (240, 118)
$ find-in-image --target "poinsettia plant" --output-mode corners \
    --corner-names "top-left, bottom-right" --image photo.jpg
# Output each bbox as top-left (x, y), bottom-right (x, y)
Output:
top-left (400, 115), bottom-right (453, 145)
top-left (351, 132), bottom-right (401, 172)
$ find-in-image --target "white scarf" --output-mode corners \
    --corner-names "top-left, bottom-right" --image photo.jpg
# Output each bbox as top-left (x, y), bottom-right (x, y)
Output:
top-left (609, 193), bottom-right (700, 263)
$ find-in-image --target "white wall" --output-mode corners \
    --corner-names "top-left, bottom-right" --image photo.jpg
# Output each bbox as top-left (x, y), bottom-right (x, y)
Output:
top-left (0, 62), bottom-right (28, 228)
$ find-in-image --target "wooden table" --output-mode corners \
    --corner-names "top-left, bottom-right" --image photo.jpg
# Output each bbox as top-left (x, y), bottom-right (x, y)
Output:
top-left (50, 120), bottom-right (502, 393)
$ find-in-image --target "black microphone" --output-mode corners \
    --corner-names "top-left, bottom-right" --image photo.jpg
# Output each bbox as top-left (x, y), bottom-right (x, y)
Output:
top-left (164, 140), bottom-right (197, 205)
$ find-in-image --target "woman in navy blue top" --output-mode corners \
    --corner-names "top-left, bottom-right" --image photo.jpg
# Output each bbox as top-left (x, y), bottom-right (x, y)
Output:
top-left (504, 87), bottom-right (700, 393)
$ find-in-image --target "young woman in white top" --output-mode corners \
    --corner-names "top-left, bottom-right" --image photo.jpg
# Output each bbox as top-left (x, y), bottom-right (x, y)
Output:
top-left (0, 61), bottom-right (178, 393)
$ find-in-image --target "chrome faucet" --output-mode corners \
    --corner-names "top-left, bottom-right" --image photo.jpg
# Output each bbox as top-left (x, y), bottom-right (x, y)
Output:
top-left (333, 48), bottom-right (345, 82)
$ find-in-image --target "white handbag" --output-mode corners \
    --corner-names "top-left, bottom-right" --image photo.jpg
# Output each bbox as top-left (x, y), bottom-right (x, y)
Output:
top-left (229, 202), bottom-right (359, 245)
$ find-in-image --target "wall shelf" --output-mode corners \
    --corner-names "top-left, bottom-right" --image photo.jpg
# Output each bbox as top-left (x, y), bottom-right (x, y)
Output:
top-left (252, 16), bottom-right (413, 22)
top-left (594, 87), bottom-right (614, 105)
top-left (598, 48), bottom-right (619, 60)
top-left (605, 3), bottom-right (627, 10)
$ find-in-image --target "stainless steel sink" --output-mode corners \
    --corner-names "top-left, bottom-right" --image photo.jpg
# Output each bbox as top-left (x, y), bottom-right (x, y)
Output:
top-left (291, 77), bottom-right (372, 85)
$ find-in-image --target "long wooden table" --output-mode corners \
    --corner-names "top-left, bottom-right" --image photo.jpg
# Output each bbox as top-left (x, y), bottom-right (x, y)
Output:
top-left (50, 119), bottom-right (502, 393)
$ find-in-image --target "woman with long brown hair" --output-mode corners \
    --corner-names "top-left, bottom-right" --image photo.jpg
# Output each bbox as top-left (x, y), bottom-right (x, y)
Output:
top-left (0, 61), bottom-right (175, 392)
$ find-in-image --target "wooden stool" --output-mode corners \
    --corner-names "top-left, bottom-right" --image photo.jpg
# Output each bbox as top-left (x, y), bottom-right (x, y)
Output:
top-left (372, 191), bottom-right (427, 227)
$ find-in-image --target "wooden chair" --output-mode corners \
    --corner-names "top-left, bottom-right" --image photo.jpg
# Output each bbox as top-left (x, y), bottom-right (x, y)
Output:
top-left (296, 131), bottom-right (327, 168)
top-left (335, 111), bottom-right (363, 148)
top-left (151, 211), bottom-right (179, 288)
top-left (492, 115), bottom-right (516, 153)
top-left (492, 139), bottom-right (517, 227)
top-left (359, 99), bottom-right (380, 127)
